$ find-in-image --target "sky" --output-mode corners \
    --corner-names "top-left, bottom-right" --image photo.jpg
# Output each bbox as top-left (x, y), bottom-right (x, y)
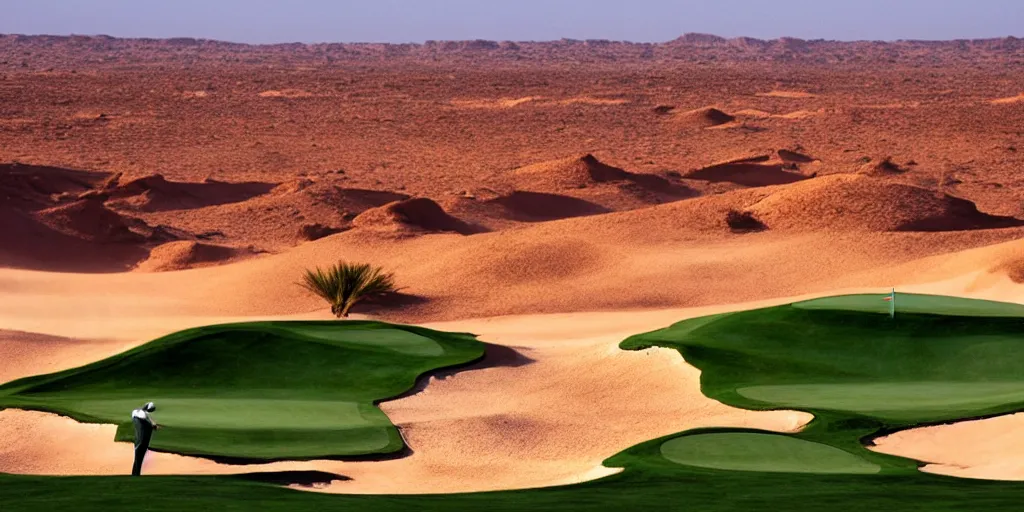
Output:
top-left (2, 0), bottom-right (1022, 44)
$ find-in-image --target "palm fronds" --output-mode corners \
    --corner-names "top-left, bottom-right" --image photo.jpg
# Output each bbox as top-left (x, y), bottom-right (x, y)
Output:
top-left (299, 262), bottom-right (397, 318)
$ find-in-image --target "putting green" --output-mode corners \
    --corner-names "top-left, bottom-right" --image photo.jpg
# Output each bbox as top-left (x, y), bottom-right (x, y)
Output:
top-left (619, 293), bottom-right (1024, 478)
top-left (286, 326), bottom-right (445, 356)
top-left (794, 293), bottom-right (1024, 317)
top-left (624, 293), bottom-right (1024, 424)
top-left (738, 382), bottom-right (1024, 421)
top-left (0, 321), bottom-right (483, 460)
top-left (660, 432), bottom-right (880, 474)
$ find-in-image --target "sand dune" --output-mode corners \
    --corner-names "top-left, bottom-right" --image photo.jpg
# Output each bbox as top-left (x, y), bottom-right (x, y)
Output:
top-left (686, 161), bottom-right (808, 187)
top-left (674, 107), bottom-right (735, 128)
top-left (134, 241), bottom-right (253, 272)
top-left (138, 181), bottom-right (409, 250)
top-left (510, 154), bottom-right (690, 208)
top-left (859, 157), bottom-right (909, 176)
top-left (746, 174), bottom-right (1024, 232)
top-left (445, 190), bottom-right (612, 226)
top-left (352, 197), bottom-right (483, 235)
top-left (105, 174), bottom-right (276, 212)
top-left (0, 163), bottom-right (111, 210)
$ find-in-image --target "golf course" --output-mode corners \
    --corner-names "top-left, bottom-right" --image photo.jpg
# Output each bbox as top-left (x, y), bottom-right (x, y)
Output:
top-left (6, 293), bottom-right (1024, 510)
top-left (0, 321), bottom-right (485, 460)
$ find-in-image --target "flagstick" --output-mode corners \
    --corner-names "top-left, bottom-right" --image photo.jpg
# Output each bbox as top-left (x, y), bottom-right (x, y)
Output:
top-left (890, 287), bottom-right (895, 319)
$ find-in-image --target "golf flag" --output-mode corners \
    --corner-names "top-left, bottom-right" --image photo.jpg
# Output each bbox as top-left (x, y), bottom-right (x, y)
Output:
top-left (884, 288), bottom-right (895, 318)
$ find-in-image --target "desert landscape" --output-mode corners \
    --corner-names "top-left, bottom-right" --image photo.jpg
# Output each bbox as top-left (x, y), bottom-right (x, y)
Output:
top-left (2, 32), bottom-right (1024, 510)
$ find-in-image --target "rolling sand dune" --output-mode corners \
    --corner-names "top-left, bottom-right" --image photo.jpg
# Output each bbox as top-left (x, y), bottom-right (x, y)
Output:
top-left (859, 157), bottom-right (909, 176)
top-left (745, 174), bottom-right (1024, 232)
top-left (105, 174), bottom-right (276, 212)
top-left (138, 181), bottom-right (409, 250)
top-left (0, 163), bottom-right (111, 210)
top-left (134, 241), bottom-right (252, 272)
top-left (674, 107), bottom-right (735, 128)
top-left (352, 197), bottom-right (484, 235)
top-left (510, 154), bottom-right (690, 208)
top-left (445, 190), bottom-right (612, 227)
top-left (36, 197), bottom-right (149, 243)
top-left (686, 161), bottom-right (808, 187)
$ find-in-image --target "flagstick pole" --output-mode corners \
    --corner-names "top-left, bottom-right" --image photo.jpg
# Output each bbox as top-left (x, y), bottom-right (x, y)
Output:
top-left (890, 288), bottom-right (895, 319)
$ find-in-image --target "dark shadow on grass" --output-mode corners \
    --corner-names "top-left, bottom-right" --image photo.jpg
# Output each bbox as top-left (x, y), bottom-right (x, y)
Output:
top-left (152, 443), bottom-right (414, 466)
top-left (232, 470), bottom-right (350, 487)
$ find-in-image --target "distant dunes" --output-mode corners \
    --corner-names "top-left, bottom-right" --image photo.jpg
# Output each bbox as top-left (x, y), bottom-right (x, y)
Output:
top-left (745, 174), bottom-right (1024, 232)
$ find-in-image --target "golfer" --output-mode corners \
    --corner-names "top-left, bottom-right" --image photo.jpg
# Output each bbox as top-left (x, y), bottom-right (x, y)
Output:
top-left (131, 402), bottom-right (159, 476)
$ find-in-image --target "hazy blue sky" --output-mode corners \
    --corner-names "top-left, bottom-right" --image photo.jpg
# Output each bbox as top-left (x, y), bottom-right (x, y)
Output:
top-left (2, 0), bottom-right (1022, 44)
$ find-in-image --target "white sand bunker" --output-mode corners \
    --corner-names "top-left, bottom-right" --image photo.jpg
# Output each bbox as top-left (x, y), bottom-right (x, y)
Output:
top-left (0, 309), bottom-right (811, 494)
top-left (871, 413), bottom-right (1024, 480)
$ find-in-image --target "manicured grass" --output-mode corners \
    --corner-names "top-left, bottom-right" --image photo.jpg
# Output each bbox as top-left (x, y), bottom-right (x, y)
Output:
top-left (0, 321), bottom-right (484, 460)
top-left (659, 431), bottom-right (881, 474)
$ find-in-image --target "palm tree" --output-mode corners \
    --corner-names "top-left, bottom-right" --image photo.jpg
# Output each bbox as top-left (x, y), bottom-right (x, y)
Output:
top-left (299, 262), bottom-right (397, 318)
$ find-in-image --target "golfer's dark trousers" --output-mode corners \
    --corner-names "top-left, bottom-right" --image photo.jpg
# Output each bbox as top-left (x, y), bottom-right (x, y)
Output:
top-left (132, 417), bottom-right (154, 476)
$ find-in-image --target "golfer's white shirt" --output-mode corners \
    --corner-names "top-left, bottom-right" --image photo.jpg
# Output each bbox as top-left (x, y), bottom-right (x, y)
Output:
top-left (131, 409), bottom-right (151, 421)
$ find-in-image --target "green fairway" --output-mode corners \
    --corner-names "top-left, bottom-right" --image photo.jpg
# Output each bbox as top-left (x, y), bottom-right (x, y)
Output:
top-left (660, 431), bottom-right (881, 474)
top-left (0, 321), bottom-right (484, 460)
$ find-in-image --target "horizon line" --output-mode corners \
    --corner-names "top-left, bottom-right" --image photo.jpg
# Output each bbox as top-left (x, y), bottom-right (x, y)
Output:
top-left (3, 31), bottom-right (1022, 47)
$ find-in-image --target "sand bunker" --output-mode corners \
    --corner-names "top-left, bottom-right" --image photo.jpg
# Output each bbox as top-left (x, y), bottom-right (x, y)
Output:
top-left (352, 197), bottom-right (482, 235)
top-left (871, 413), bottom-right (1024, 480)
